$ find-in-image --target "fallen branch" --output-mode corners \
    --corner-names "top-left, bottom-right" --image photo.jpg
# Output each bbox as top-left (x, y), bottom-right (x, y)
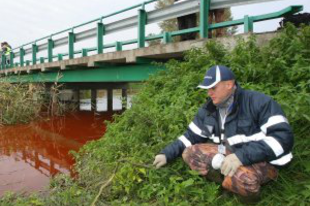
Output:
top-left (90, 160), bottom-right (153, 206)
top-left (90, 164), bottom-right (119, 206)
top-left (118, 159), bottom-right (153, 169)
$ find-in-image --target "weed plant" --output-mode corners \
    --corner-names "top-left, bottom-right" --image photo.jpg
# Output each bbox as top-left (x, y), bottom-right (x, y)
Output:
top-left (0, 82), bottom-right (44, 125)
top-left (1, 24), bottom-right (309, 206)
top-left (0, 81), bottom-right (77, 126)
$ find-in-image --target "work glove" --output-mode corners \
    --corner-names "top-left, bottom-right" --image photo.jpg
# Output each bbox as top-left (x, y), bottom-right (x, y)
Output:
top-left (220, 153), bottom-right (242, 177)
top-left (153, 154), bottom-right (167, 169)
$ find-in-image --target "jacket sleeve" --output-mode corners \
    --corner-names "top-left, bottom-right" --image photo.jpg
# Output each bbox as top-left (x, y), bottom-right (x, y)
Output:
top-left (234, 94), bottom-right (294, 166)
top-left (161, 107), bottom-right (211, 162)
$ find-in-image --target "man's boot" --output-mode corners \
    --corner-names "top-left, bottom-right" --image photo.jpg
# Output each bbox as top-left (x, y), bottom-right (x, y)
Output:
top-left (237, 192), bottom-right (261, 205)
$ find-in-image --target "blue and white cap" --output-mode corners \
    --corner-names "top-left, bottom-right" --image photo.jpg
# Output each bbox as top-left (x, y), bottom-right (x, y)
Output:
top-left (198, 65), bottom-right (235, 89)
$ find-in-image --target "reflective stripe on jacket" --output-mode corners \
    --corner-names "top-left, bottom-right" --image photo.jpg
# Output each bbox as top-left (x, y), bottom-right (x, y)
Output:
top-left (5, 46), bottom-right (11, 56)
top-left (161, 84), bottom-right (294, 166)
top-left (1, 46), bottom-right (11, 56)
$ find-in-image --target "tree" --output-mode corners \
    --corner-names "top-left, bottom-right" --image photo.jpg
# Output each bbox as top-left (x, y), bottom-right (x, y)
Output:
top-left (147, 0), bottom-right (237, 46)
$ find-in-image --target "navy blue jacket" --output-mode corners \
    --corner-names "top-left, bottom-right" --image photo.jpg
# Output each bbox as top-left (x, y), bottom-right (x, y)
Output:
top-left (161, 85), bottom-right (294, 166)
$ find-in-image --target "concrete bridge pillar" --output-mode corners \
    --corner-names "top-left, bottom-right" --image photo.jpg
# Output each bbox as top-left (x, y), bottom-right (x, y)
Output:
top-left (72, 89), bottom-right (79, 110)
top-left (107, 88), bottom-right (113, 112)
top-left (91, 89), bottom-right (97, 112)
top-left (122, 88), bottom-right (127, 110)
top-left (44, 82), bottom-right (131, 113)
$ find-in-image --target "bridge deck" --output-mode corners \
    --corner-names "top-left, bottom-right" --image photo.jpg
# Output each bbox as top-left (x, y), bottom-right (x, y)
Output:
top-left (2, 32), bottom-right (277, 77)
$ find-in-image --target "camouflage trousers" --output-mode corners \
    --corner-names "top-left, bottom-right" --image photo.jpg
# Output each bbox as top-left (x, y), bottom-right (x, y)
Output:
top-left (182, 143), bottom-right (278, 196)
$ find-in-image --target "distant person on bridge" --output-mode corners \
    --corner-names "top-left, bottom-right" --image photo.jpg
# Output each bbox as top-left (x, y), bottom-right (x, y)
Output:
top-left (153, 65), bottom-right (293, 202)
top-left (1, 42), bottom-right (12, 65)
top-left (174, 0), bottom-right (225, 41)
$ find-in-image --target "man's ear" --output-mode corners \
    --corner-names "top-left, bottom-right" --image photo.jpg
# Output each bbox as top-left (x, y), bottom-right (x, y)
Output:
top-left (226, 80), bottom-right (234, 89)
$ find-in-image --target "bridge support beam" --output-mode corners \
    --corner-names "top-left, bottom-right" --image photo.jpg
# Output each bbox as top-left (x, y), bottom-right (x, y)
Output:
top-left (91, 89), bottom-right (97, 111)
top-left (4, 64), bottom-right (164, 83)
top-left (44, 82), bottom-right (132, 113)
top-left (107, 88), bottom-right (113, 112)
top-left (122, 88), bottom-right (127, 110)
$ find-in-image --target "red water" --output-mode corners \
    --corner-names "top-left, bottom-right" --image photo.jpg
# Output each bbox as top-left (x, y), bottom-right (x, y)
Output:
top-left (0, 111), bottom-right (113, 197)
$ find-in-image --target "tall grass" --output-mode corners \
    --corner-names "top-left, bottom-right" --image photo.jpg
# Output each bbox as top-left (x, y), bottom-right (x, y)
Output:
top-left (0, 81), bottom-right (78, 126)
top-left (0, 82), bottom-right (45, 125)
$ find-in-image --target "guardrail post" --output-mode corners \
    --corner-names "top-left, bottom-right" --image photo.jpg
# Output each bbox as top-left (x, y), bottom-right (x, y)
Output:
top-left (48, 39), bottom-right (54, 62)
top-left (40, 57), bottom-right (45, 64)
top-left (200, 0), bottom-right (210, 39)
top-left (58, 54), bottom-right (63, 61)
top-left (19, 48), bottom-right (25, 67)
top-left (115, 42), bottom-right (122, 51)
top-left (82, 49), bottom-right (88, 57)
top-left (97, 22), bottom-right (105, 54)
top-left (163, 32), bottom-right (172, 44)
top-left (26, 60), bottom-right (30, 66)
top-left (138, 8), bottom-right (147, 48)
top-left (68, 32), bottom-right (75, 59)
top-left (32, 44), bottom-right (38, 65)
top-left (9, 52), bottom-right (14, 68)
top-left (1, 54), bottom-right (5, 69)
top-left (244, 15), bottom-right (253, 33)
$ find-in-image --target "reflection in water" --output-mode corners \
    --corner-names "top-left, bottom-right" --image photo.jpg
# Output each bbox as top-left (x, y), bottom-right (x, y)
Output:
top-left (0, 112), bottom-right (113, 196)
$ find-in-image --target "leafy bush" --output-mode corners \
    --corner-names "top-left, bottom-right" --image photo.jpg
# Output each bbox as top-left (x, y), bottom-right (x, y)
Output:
top-left (0, 82), bottom-right (44, 125)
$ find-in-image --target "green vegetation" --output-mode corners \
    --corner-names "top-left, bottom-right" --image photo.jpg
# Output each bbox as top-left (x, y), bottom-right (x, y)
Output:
top-left (0, 82), bottom-right (72, 125)
top-left (1, 24), bottom-right (310, 206)
top-left (148, 0), bottom-right (236, 46)
top-left (0, 82), bottom-right (44, 125)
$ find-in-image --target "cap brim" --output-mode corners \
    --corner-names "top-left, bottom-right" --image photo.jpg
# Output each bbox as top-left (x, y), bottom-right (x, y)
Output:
top-left (197, 79), bottom-right (220, 89)
top-left (197, 84), bottom-right (214, 89)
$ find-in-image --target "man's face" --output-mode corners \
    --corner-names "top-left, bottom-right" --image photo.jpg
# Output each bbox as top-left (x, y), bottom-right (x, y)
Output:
top-left (207, 81), bottom-right (234, 105)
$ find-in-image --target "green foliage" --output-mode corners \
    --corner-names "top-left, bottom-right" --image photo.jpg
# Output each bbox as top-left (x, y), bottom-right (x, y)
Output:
top-left (0, 193), bottom-right (44, 206)
top-left (155, 0), bottom-right (178, 33)
top-left (149, 0), bottom-right (236, 45)
top-left (2, 24), bottom-right (309, 206)
top-left (72, 24), bottom-right (309, 206)
top-left (45, 174), bottom-right (94, 206)
top-left (0, 82), bottom-right (44, 125)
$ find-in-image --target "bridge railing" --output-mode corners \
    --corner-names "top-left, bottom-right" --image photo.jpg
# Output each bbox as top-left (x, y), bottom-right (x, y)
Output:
top-left (0, 0), bottom-right (303, 72)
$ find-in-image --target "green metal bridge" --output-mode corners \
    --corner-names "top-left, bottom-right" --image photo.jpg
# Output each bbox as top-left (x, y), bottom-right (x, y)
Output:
top-left (0, 0), bottom-right (303, 83)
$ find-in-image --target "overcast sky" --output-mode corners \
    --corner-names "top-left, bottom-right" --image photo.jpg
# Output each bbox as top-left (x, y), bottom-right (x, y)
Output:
top-left (0, 0), bottom-right (309, 49)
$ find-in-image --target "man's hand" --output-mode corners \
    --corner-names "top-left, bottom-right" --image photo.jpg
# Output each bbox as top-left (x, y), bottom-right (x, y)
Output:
top-left (153, 154), bottom-right (167, 169)
top-left (220, 153), bottom-right (242, 177)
